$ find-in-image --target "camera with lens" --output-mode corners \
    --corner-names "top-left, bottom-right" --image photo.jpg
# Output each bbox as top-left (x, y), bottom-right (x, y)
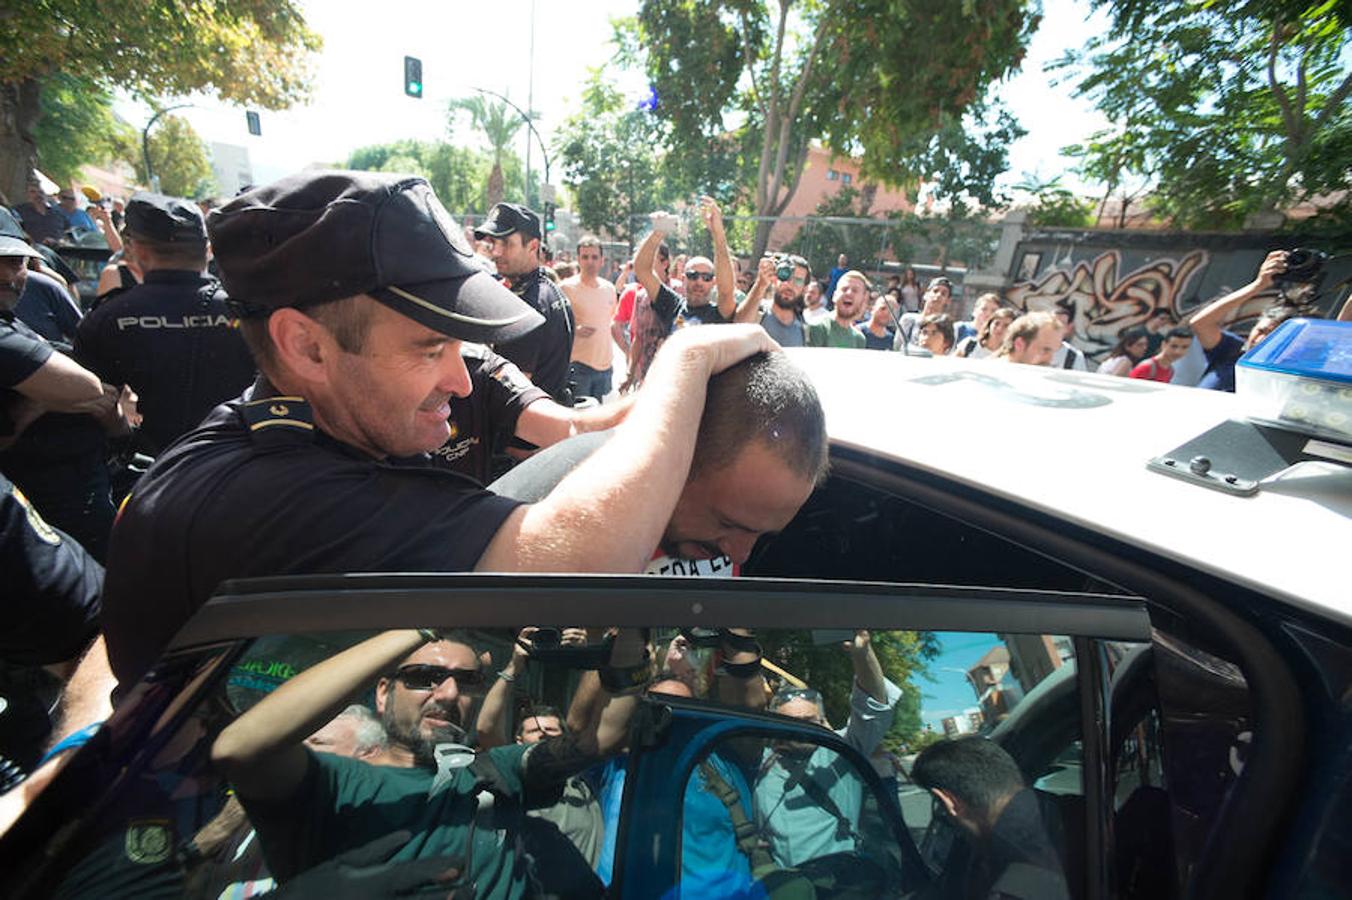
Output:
top-left (773, 253), bottom-right (807, 283)
top-left (1275, 248), bottom-right (1327, 284)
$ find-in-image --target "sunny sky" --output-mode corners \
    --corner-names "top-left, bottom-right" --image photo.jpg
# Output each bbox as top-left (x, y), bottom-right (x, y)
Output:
top-left (114, 0), bottom-right (1113, 200)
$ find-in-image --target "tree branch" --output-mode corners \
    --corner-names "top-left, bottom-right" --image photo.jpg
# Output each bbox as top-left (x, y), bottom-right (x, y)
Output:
top-left (764, 11), bottom-right (829, 216)
top-left (771, 141), bottom-right (812, 216)
top-left (740, 11), bottom-right (766, 119)
top-left (1266, 21), bottom-right (1299, 149)
top-left (1310, 68), bottom-right (1352, 136)
top-left (756, 0), bottom-right (792, 214)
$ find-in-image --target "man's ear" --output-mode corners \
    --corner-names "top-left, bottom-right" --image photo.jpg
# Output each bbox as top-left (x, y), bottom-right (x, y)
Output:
top-left (269, 308), bottom-right (333, 385)
top-left (374, 678), bottom-right (392, 715)
top-left (930, 787), bottom-right (960, 820)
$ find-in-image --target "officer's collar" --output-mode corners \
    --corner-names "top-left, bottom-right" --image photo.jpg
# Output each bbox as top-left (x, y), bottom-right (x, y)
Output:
top-left (506, 267), bottom-right (543, 294)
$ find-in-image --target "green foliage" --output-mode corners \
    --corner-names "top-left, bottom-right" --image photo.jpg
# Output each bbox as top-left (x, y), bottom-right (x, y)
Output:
top-left (33, 74), bottom-right (137, 185)
top-left (553, 71), bottom-right (686, 245)
top-left (1014, 175), bottom-right (1098, 228)
top-left (1, 3), bottom-right (321, 109)
top-left (449, 97), bottom-right (525, 165)
top-left (345, 140), bottom-right (533, 214)
top-left (620, 0), bottom-right (1037, 254)
top-left (1055, 0), bottom-right (1352, 230)
top-left (761, 630), bottom-right (939, 750)
top-left (139, 115), bottom-right (215, 199)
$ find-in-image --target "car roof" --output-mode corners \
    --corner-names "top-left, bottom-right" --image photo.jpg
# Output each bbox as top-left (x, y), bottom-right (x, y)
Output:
top-left (786, 348), bottom-right (1352, 625)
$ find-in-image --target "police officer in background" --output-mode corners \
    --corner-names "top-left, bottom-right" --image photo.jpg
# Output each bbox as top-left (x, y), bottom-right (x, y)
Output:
top-left (74, 193), bottom-right (256, 456)
top-left (474, 202), bottom-right (575, 405)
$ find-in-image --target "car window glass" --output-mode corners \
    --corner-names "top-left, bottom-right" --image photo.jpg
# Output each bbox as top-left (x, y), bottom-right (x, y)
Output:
top-left (30, 624), bottom-right (1127, 900)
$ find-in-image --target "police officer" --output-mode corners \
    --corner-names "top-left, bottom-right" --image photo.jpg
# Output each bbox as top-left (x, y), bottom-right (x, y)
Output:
top-left (74, 192), bottom-right (256, 456)
top-left (0, 223), bottom-right (119, 561)
top-left (95, 170), bottom-right (776, 688)
top-left (474, 202), bottom-right (576, 405)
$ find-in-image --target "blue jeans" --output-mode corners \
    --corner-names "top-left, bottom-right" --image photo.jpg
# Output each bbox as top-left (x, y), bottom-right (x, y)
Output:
top-left (570, 361), bottom-right (613, 402)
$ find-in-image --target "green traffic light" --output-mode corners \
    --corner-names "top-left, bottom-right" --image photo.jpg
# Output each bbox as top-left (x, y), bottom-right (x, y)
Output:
top-left (409, 83), bottom-right (422, 95)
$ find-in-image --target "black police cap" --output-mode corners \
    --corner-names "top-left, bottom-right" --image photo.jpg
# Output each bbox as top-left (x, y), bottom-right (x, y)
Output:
top-left (206, 170), bottom-right (544, 345)
top-left (123, 192), bottom-right (208, 243)
top-left (473, 202), bottom-right (542, 242)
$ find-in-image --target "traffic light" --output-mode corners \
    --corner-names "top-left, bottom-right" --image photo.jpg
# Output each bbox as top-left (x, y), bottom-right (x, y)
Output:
top-left (544, 202), bottom-right (556, 234)
top-left (403, 56), bottom-right (423, 98)
top-left (245, 111), bottom-right (261, 136)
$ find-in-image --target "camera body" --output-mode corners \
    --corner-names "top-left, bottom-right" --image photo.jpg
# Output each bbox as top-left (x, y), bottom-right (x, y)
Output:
top-left (1276, 248), bottom-right (1327, 284)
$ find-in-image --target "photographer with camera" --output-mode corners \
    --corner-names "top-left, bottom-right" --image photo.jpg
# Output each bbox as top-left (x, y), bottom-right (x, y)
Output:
top-left (1188, 249), bottom-right (1323, 392)
top-left (734, 254), bottom-right (812, 347)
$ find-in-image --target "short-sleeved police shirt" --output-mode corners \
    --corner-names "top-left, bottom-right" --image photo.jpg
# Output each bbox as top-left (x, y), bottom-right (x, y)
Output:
top-left (493, 269), bottom-right (575, 404)
top-left (0, 471), bottom-right (102, 665)
top-left (243, 745), bottom-right (532, 897)
top-left (100, 379), bottom-right (524, 686)
top-left (428, 344), bottom-right (548, 484)
top-left (0, 310), bottom-right (54, 401)
top-left (0, 311), bottom-right (105, 468)
top-left (74, 270), bottom-right (257, 453)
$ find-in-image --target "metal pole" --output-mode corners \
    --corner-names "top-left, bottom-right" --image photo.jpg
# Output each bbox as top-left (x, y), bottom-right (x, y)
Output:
top-left (141, 104), bottom-right (192, 192)
top-left (525, 0), bottom-right (536, 205)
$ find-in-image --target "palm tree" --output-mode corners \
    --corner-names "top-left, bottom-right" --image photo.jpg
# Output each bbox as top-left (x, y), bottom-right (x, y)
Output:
top-left (450, 96), bottom-right (523, 209)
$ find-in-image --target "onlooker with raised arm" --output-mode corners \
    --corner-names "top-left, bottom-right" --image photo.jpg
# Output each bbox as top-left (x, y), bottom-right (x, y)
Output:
top-left (1188, 250), bottom-right (1300, 391)
top-left (734, 254), bottom-right (812, 348)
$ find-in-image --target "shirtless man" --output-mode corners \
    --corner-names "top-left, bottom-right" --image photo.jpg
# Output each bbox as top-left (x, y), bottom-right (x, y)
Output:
top-left (562, 235), bottom-right (619, 402)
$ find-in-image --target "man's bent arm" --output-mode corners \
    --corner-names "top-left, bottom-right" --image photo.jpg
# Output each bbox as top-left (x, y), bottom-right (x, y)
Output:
top-left (12, 353), bottom-right (105, 412)
top-left (514, 393), bottom-right (636, 449)
top-left (734, 258), bottom-right (775, 324)
top-left (1188, 251), bottom-right (1285, 350)
top-left (212, 630), bottom-right (426, 801)
top-left (476, 325), bottom-right (778, 573)
top-left (847, 630), bottom-right (889, 703)
top-left (610, 320), bottom-right (631, 356)
top-left (634, 229), bottom-right (665, 302)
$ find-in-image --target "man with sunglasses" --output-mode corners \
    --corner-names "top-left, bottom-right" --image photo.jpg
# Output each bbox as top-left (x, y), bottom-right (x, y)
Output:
top-left (754, 630), bottom-right (902, 868)
top-left (213, 628), bottom-right (647, 896)
top-left (680, 197), bottom-right (742, 326)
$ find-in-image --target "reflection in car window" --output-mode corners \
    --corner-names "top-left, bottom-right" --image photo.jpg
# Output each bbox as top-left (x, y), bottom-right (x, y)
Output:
top-left (35, 626), bottom-right (1125, 899)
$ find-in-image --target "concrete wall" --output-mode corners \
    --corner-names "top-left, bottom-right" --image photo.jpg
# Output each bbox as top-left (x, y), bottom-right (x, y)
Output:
top-left (999, 228), bottom-right (1350, 359)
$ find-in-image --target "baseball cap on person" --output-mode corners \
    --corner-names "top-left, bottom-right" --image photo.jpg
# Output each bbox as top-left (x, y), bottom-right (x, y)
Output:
top-left (123, 192), bottom-right (208, 243)
top-left (473, 202), bottom-right (542, 242)
top-left (207, 170), bottom-right (544, 345)
top-left (0, 208), bottom-right (41, 259)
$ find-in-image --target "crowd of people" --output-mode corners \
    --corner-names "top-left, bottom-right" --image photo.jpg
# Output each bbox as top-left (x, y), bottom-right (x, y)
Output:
top-left (0, 168), bottom-right (1339, 896)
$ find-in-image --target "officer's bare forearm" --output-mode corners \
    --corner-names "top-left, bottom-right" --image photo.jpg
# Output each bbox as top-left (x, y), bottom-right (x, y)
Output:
top-left (213, 630), bottom-right (425, 797)
top-left (49, 635), bottom-right (115, 751)
top-left (514, 394), bottom-right (635, 449)
top-left (13, 354), bottom-right (104, 412)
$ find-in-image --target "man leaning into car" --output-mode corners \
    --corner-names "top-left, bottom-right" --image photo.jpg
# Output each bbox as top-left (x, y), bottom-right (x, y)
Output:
top-left (83, 170), bottom-right (778, 692)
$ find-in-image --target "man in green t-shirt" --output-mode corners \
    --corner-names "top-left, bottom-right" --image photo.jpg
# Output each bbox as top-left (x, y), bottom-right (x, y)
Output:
top-left (212, 629), bottom-right (644, 898)
top-left (807, 270), bottom-right (868, 349)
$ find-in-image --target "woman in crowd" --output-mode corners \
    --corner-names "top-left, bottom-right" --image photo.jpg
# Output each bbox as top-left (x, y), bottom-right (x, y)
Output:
top-left (899, 266), bottom-right (921, 312)
top-left (1096, 326), bottom-right (1150, 376)
top-left (955, 307), bottom-right (1017, 359)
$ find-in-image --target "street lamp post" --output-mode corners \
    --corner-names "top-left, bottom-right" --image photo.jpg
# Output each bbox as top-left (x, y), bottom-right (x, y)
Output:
top-left (142, 104), bottom-right (193, 193)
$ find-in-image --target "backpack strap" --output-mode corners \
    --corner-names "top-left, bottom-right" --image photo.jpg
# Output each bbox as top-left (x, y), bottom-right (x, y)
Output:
top-left (699, 759), bottom-right (778, 878)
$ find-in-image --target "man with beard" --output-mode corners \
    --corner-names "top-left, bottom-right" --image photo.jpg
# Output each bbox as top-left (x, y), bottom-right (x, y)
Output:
top-left (475, 202), bottom-right (576, 405)
top-left (734, 254), bottom-right (812, 348)
top-left (807, 271), bottom-right (868, 348)
top-left (212, 628), bottom-right (646, 895)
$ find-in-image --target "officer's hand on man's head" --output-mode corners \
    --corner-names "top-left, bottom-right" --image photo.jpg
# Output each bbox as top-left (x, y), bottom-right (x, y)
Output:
top-left (658, 322), bottom-right (780, 377)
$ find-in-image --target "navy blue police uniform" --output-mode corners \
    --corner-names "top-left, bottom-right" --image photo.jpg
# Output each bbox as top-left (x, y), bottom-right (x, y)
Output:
top-left (0, 226), bottom-right (114, 561)
top-left (474, 204), bottom-right (575, 405)
top-left (74, 193), bottom-right (256, 455)
top-left (428, 343), bottom-right (548, 484)
top-left (99, 171), bottom-right (546, 687)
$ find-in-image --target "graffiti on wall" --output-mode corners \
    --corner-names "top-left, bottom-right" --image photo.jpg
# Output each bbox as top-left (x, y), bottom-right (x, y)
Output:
top-left (1006, 249), bottom-right (1211, 358)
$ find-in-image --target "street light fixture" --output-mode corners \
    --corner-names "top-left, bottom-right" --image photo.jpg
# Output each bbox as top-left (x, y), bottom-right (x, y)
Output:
top-left (142, 104), bottom-right (193, 193)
